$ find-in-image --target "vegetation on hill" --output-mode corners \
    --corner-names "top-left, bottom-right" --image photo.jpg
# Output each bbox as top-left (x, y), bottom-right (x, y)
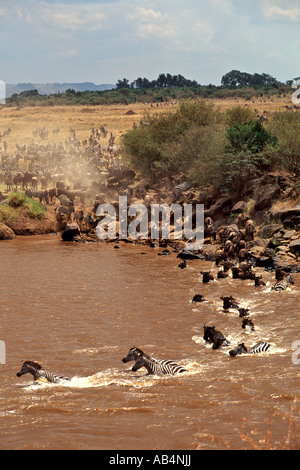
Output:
top-left (5, 70), bottom-right (295, 107)
top-left (121, 101), bottom-right (300, 193)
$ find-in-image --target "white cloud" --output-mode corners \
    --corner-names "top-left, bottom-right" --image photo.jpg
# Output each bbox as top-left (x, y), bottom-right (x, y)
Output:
top-left (126, 6), bottom-right (175, 38)
top-left (126, 7), bottom-right (164, 22)
top-left (53, 48), bottom-right (78, 59)
top-left (18, 2), bottom-right (107, 31)
top-left (262, 0), bottom-right (300, 22)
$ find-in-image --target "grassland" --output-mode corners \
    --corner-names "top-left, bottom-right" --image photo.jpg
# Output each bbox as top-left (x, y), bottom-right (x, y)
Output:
top-left (0, 96), bottom-right (293, 151)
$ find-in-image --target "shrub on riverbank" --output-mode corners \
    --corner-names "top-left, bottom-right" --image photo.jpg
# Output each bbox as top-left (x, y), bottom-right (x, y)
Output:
top-left (122, 101), bottom-right (297, 192)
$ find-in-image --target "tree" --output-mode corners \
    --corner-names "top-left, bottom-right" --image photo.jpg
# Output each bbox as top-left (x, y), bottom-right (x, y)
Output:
top-left (225, 120), bottom-right (277, 154)
top-left (116, 78), bottom-right (130, 89)
top-left (221, 70), bottom-right (282, 88)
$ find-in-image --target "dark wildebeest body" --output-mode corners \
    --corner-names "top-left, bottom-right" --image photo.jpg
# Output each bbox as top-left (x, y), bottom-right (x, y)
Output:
top-left (242, 318), bottom-right (255, 331)
top-left (238, 307), bottom-right (250, 317)
top-left (203, 324), bottom-right (230, 350)
top-left (254, 275), bottom-right (266, 287)
top-left (192, 294), bottom-right (208, 303)
top-left (200, 271), bottom-right (214, 283)
top-left (221, 295), bottom-right (239, 310)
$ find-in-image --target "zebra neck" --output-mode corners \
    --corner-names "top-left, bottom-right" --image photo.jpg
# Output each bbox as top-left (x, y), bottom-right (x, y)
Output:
top-left (29, 368), bottom-right (43, 380)
top-left (34, 369), bottom-right (56, 383)
top-left (141, 356), bottom-right (156, 374)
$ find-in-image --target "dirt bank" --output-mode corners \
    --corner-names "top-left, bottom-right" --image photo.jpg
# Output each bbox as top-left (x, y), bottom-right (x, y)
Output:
top-left (0, 205), bottom-right (58, 236)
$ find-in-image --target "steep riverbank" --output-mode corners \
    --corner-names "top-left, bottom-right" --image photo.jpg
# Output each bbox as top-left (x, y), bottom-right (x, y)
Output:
top-left (1, 172), bottom-right (299, 274)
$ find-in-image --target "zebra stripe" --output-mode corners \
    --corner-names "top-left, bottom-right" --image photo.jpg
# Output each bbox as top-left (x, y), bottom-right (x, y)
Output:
top-left (37, 370), bottom-right (70, 383)
top-left (122, 347), bottom-right (187, 376)
top-left (137, 357), bottom-right (187, 375)
top-left (249, 342), bottom-right (271, 354)
top-left (16, 361), bottom-right (70, 383)
top-left (272, 274), bottom-right (294, 291)
top-left (172, 181), bottom-right (192, 200)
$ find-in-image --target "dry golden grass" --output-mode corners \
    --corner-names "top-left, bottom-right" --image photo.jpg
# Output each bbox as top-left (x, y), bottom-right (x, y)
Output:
top-left (0, 97), bottom-right (290, 151)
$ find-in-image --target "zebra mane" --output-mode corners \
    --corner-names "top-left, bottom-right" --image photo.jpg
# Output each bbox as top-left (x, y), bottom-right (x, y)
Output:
top-left (23, 360), bottom-right (43, 370)
top-left (132, 346), bottom-right (152, 360)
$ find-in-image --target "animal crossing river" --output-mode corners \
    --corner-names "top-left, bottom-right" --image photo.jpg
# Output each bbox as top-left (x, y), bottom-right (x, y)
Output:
top-left (0, 235), bottom-right (299, 449)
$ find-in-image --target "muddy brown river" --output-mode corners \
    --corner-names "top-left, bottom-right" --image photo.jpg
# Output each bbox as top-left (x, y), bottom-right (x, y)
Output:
top-left (0, 235), bottom-right (299, 450)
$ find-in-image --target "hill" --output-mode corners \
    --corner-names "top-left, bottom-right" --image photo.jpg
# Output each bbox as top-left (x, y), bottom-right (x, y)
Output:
top-left (5, 82), bottom-right (115, 97)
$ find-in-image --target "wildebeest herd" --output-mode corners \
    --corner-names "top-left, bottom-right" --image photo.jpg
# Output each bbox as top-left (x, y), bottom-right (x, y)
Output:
top-left (0, 124), bottom-right (134, 233)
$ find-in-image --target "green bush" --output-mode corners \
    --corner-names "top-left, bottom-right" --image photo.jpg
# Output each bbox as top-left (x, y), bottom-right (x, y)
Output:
top-left (266, 111), bottom-right (300, 176)
top-left (122, 99), bottom-right (297, 193)
top-left (225, 120), bottom-right (277, 154)
top-left (7, 193), bottom-right (46, 219)
top-left (122, 100), bottom-right (219, 179)
top-left (225, 105), bottom-right (257, 125)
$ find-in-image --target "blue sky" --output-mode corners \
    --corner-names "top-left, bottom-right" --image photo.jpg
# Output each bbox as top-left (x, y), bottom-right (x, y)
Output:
top-left (0, 0), bottom-right (299, 85)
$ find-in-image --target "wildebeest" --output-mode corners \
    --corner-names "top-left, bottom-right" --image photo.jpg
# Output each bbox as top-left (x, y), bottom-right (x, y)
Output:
top-left (55, 205), bottom-right (74, 221)
top-left (217, 268), bottom-right (229, 279)
top-left (57, 188), bottom-right (75, 202)
top-left (245, 219), bottom-right (255, 241)
top-left (254, 275), bottom-right (266, 287)
top-left (58, 194), bottom-right (74, 208)
top-left (242, 318), bottom-right (255, 331)
top-left (220, 295), bottom-right (239, 310)
top-left (204, 217), bottom-right (216, 241)
top-left (48, 188), bottom-right (57, 204)
top-left (200, 271), bottom-right (214, 283)
top-left (82, 212), bottom-right (94, 231)
top-left (178, 259), bottom-right (187, 269)
top-left (238, 307), bottom-right (250, 317)
top-left (191, 294), bottom-right (208, 302)
top-left (74, 209), bottom-right (84, 229)
top-left (203, 324), bottom-right (230, 350)
top-left (25, 188), bottom-right (49, 204)
top-left (275, 268), bottom-right (286, 281)
top-left (232, 264), bottom-right (256, 280)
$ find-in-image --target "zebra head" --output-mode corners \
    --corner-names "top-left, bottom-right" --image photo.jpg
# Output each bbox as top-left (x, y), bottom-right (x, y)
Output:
top-left (16, 360), bottom-right (42, 377)
top-left (131, 354), bottom-right (146, 372)
top-left (122, 346), bottom-right (144, 364)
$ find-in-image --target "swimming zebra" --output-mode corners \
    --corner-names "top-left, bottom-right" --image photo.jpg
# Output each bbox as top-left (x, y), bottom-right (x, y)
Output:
top-left (229, 341), bottom-right (271, 356)
top-left (16, 361), bottom-right (70, 384)
top-left (122, 347), bottom-right (187, 375)
top-left (172, 181), bottom-right (192, 201)
top-left (271, 273), bottom-right (294, 292)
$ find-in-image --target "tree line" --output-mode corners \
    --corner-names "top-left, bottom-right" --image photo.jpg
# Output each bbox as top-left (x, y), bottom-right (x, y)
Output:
top-left (117, 70), bottom-right (291, 90)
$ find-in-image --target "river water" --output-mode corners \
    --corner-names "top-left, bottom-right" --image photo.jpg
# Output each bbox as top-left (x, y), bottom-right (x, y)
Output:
top-left (0, 235), bottom-right (299, 450)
